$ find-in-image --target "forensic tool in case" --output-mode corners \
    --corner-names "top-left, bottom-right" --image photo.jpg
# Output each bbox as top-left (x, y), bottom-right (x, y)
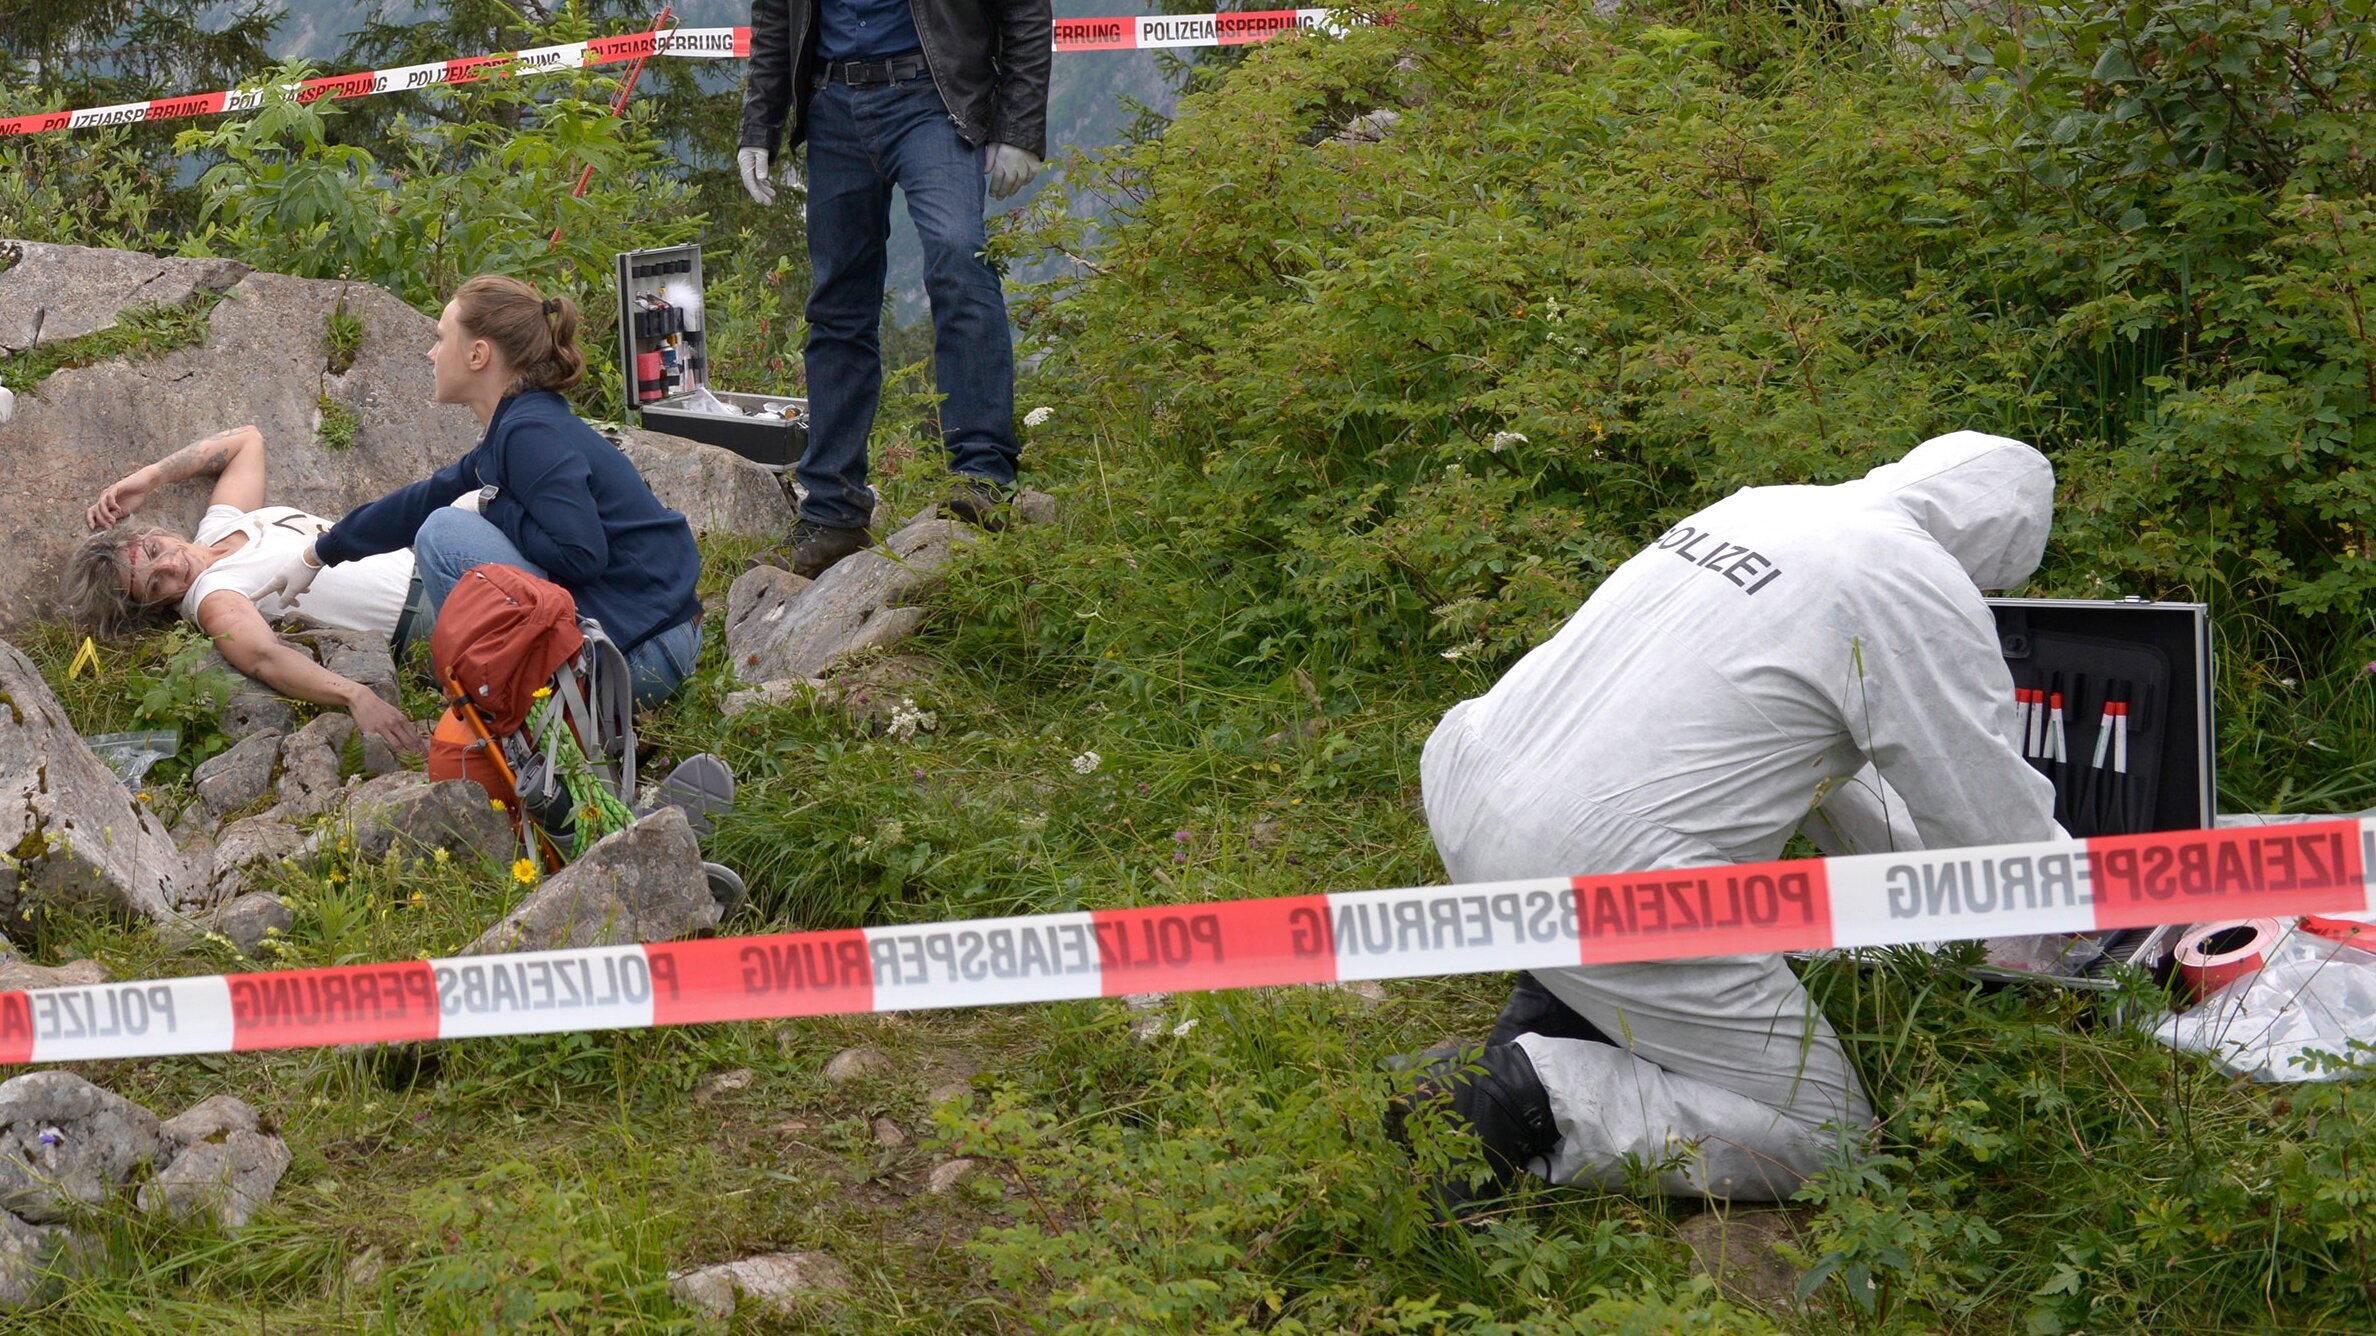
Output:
top-left (1979, 597), bottom-right (2215, 987)
top-left (614, 242), bottom-right (806, 469)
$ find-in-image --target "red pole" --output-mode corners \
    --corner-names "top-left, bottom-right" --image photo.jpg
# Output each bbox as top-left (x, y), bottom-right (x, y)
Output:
top-left (549, 5), bottom-right (676, 249)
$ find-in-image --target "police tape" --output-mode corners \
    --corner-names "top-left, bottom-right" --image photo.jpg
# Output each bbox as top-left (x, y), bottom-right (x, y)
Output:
top-left (7, 819), bottom-right (2373, 1065)
top-left (0, 12), bottom-right (1344, 141)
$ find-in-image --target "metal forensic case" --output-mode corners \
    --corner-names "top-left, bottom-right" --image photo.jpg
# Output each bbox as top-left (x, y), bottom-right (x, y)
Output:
top-left (1978, 596), bottom-right (2215, 988)
top-left (614, 242), bottom-right (807, 470)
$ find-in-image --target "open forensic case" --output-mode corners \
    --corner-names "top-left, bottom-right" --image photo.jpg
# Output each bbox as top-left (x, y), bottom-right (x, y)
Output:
top-left (1976, 596), bottom-right (2216, 987)
top-left (615, 242), bottom-right (808, 470)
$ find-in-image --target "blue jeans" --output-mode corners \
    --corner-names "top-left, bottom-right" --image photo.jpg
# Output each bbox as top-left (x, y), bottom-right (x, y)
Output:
top-left (800, 75), bottom-right (1019, 530)
top-left (414, 509), bottom-right (702, 709)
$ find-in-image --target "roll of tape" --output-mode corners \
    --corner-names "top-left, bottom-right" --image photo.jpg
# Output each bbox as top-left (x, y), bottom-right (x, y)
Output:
top-left (2174, 918), bottom-right (2283, 999)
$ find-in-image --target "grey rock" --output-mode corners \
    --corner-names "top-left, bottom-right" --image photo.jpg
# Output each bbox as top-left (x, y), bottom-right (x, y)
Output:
top-left (692, 1068), bottom-right (755, 1103)
top-left (304, 773), bottom-right (513, 868)
top-left (274, 713), bottom-right (355, 816)
top-left (1012, 487), bottom-right (1059, 526)
top-left (158, 1094), bottom-right (263, 1146)
top-left (822, 1047), bottom-right (891, 1087)
top-left (927, 1081), bottom-right (972, 1110)
top-left (0, 1071), bottom-right (165, 1224)
top-left (138, 1128), bottom-right (291, 1231)
top-left (669, 1250), bottom-right (852, 1319)
top-left (210, 892), bottom-right (293, 959)
top-left (1, 243), bottom-right (478, 631)
top-left (193, 729), bottom-right (280, 820)
top-left (0, 240), bottom-right (247, 353)
top-left (0, 1207), bottom-right (58, 1308)
top-left (464, 807), bottom-right (718, 954)
top-left (819, 655), bottom-right (934, 736)
top-left (720, 679), bottom-right (804, 718)
top-left (219, 685), bottom-right (295, 742)
top-left (0, 641), bottom-right (198, 922)
top-left (207, 815), bottom-right (302, 903)
top-left (613, 426), bottom-right (796, 538)
top-left (870, 1117), bottom-right (907, 1149)
top-left (357, 734), bottom-right (401, 779)
top-left (312, 631), bottom-right (400, 708)
top-left (0, 953), bottom-right (105, 992)
top-left (925, 1158), bottom-right (979, 1195)
top-left (726, 519), bottom-right (971, 684)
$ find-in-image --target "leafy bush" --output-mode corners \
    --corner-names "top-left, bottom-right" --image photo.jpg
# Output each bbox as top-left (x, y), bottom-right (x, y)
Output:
top-left (987, 0), bottom-right (2376, 804)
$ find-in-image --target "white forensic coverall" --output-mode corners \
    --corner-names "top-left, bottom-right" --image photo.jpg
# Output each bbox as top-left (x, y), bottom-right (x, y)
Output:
top-left (1421, 432), bottom-right (2060, 1199)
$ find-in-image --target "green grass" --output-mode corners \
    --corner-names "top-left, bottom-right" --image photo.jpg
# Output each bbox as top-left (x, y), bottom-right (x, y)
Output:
top-left (0, 292), bottom-right (223, 395)
top-left (6, 405), bottom-right (2372, 1333)
top-left (316, 394), bottom-right (360, 452)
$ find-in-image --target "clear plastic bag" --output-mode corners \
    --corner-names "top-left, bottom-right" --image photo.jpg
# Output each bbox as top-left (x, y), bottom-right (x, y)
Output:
top-left (2154, 923), bottom-right (2376, 1082)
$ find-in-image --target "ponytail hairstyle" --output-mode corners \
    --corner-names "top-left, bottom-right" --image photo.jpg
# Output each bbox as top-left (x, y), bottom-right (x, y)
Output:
top-left (451, 273), bottom-right (586, 394)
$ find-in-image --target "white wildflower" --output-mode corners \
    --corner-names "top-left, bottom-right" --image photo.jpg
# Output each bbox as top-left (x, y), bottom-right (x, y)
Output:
top-left (1018, 812), bottom-right (1049, 836)
top-left (1440, 639), bottom-right (1484, 662)
top-left (1070, 750), bottom-right (1102, 775)
top-left (1488, 431), bottom-right (1528, 452)
top-left (886, 696), bottom-right (939, 740)
top-left (1023, 406), bottom-right (1055, 428)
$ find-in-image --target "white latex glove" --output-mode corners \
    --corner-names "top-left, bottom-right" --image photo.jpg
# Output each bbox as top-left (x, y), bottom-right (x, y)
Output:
top-left (985, 142), bottom-right (1042, 202)
top-left (262, 542), bottom-right (324, 605)
top-left (736, 147), bottom-right (804, 207)
top-left (453, 484), bottom-right (499, 515)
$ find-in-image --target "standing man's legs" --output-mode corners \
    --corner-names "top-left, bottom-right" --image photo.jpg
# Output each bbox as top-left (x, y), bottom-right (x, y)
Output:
top-left (798, 81), bottom-right (895, 535)
top-left (878, 80), bottom-right (1020, 493)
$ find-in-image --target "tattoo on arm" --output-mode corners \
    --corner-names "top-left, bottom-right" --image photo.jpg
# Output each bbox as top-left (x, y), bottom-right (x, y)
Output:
top-left (151, 427), bottom-right (247, 485)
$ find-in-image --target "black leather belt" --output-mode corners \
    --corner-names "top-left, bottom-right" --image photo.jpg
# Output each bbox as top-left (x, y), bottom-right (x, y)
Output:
top-left (815, 50), bottom-right (927, 86)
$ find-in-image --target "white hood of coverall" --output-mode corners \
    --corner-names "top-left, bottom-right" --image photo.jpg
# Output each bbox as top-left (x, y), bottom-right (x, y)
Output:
top-left (1858, 430), bottom-right (2055, 593)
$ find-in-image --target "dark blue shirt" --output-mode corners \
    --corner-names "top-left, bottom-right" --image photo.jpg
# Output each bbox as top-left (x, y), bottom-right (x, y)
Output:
top-left (815, 0), bottom-right (921, 62)
top-left (317, 390), bottom-right (702, 652)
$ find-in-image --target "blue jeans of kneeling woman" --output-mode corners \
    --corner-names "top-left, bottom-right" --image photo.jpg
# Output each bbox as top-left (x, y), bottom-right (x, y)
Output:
top-left (414, 508), bottom-right (701, 709)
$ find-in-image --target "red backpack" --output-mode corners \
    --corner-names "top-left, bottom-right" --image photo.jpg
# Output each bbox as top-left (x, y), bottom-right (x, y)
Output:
top-left (429, 564), bottom-right (583, 735)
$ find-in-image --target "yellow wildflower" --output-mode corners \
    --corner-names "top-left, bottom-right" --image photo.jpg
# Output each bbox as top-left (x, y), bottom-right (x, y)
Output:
top-left (511, 858), bottom-right (539, 884)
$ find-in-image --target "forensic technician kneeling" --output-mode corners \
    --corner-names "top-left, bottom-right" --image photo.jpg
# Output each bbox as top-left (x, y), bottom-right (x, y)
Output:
top-left (1401, 431), bottom-right (2062, 1206)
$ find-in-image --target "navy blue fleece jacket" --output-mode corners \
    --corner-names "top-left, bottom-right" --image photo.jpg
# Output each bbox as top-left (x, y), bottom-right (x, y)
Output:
top-left (316, 391), bottom-right (702, 651)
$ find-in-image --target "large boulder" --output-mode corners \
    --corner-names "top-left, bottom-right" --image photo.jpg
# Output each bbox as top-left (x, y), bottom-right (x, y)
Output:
top-left (725, 519), bottom-right (973, 684)
top-left (464, 807), bottom-right (719, 954)
top-left (0, 641), bottom-right (199, 922)
top-left (612, 426), bottom-right (795, 539)
top-left (0, 240), bottom-right (479, 630)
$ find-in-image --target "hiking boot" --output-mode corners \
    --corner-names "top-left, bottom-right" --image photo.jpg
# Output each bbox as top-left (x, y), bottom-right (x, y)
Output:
top-left (750, 518), bottom-right (874, 579)
top-left (1384, 1042), bottom-right (1558, 1216)
top-left (941, 475), bottom-right (1013, 531)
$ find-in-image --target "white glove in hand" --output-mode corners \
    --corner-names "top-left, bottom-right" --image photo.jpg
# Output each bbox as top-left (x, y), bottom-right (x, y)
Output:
top-left (985, 142), bottom-right (1042, 202)
top-left (262, 543), bottom-right (324, 605)
top-left (454, 484), bottom-right (499, 515)
top-left (736, 147), bottom-right (804, 206)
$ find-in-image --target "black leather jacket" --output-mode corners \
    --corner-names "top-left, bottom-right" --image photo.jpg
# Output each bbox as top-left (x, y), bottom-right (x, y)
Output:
top-left (738, 0), bottom-right (1052, 158)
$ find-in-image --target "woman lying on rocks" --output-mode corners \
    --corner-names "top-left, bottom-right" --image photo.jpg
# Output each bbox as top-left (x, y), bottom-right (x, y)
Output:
top-left (62, 422), bottom-right (428, 755)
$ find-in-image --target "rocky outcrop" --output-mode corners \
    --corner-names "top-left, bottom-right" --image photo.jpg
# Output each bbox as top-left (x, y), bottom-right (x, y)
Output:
top-left (0, 1076), bottom-right (290, 1305)
top-left (613, 426), bottom-right (796, 539)
top-left (726, 518), bottom-right (974, 685)
top-left (0, 239), bottom-right (480, 630)
top-left (0, 642), bottom-right (199, 923)
top-left (464, 807), bottom-right (719, 954)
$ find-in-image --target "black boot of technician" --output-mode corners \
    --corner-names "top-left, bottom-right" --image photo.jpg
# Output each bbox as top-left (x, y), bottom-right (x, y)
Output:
top-left (1384, 1041), bottom-right (1559, 1217)
top-left (1486, 971), bottom-right (1616, 1048)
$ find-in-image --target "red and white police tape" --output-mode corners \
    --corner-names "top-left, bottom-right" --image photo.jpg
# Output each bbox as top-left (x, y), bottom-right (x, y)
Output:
top-left (0, 13), bottom-right (1343, 141)
top-left (9, 819), bottom-right (2373, 1065)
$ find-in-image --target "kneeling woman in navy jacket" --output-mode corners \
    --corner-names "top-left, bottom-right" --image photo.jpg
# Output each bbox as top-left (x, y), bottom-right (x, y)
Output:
top-left (266, 274), bottom-right (703, 707)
